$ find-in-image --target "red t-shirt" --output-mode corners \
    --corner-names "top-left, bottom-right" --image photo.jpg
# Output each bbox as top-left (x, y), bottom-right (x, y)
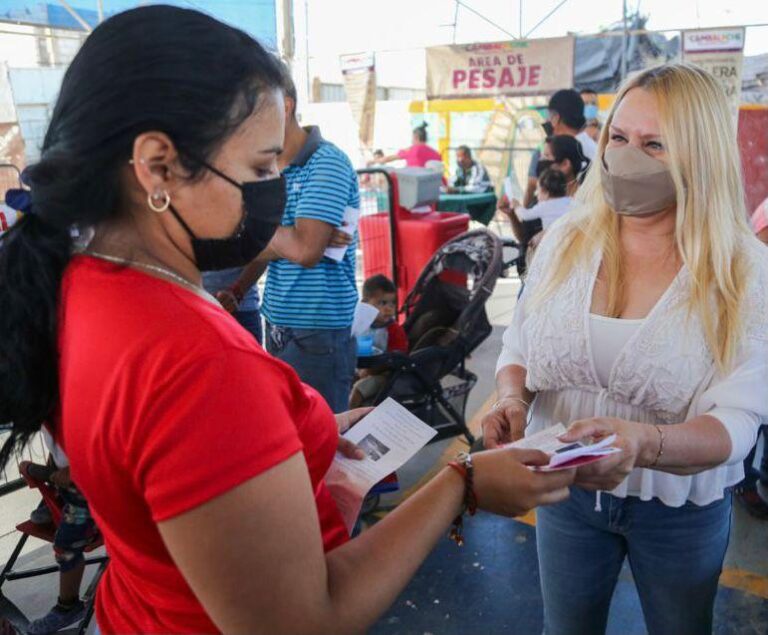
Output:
top-left (55, 256), bottom-right (348, 634)
top-left (386, 322), bottom-right (409, 353)
top-left (397, 143), bottom-right (442, 167)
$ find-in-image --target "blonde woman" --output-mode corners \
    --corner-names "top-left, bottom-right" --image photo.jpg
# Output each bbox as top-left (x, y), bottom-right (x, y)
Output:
top-left (483, 63), bottom-right (768, 635)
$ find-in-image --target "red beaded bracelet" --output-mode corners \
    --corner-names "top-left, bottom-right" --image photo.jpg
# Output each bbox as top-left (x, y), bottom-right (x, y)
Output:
top-left (447, 452), bottom-right (477, 546)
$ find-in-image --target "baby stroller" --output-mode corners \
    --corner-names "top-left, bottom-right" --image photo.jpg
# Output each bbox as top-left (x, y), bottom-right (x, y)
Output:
top-left (357, 228), bottom-right (503, 446)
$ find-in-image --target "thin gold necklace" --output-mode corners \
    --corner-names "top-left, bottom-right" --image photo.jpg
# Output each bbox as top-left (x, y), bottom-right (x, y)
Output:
top-left (85, 251), bottom-right (219, 305)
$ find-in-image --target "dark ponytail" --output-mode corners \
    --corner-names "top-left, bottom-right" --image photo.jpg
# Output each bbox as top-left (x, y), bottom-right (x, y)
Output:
top-left (413, 122), bottom-right (429, 143)
top-left (0, 5), bottom-right (283, 469)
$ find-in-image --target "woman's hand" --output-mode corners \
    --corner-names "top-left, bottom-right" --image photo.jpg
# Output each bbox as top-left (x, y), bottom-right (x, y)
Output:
top-left (481, 398), bottom-right (528, 448)
top-left (335, 407), bottom-right (374, 460)
top-left (328, 225), bottom-right (353, 248)
top-left (471, 448), bottom-right (575, 517)
top-left (558, 417), bottom-right (657, 491)
top-left (215, 289), bottom-right (239, 314)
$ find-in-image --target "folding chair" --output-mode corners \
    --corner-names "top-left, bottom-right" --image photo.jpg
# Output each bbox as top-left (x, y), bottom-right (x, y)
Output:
top-left (0, 464), bottom-right (107, 635)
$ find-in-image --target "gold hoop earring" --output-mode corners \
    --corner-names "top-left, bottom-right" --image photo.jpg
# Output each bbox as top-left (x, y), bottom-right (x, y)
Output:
top-left (147, 190), bottom-right (170, 213)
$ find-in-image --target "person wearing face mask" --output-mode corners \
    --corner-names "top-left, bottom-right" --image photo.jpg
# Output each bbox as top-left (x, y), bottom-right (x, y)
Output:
top-left (0, 9), bottom-right (578, 634)
top-left (580, 88), bottom-right (602, 143)
top-left (483, 63), bottom-right (768, 635)
top-left (538, 135), bottom-right (588, 195)
top-left (523, 89), bottom-right (595, 208)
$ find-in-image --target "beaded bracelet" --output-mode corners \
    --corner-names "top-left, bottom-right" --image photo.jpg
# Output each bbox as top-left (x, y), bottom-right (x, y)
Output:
top-left (446, 452), bottom-right (478, 546)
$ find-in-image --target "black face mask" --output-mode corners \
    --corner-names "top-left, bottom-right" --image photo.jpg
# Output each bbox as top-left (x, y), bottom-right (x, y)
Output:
top-left (542, 121), bottom-right (554, 137)
top-left (169, 163), bottom-right (286, 271)
top-left (536, 159), bottom-right (556, 178)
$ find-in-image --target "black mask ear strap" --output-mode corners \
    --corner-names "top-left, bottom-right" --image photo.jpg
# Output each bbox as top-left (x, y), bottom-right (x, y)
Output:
top-left (168, 203), bottom-right (197, 240)
top-left (181, 148), bottom-right (242, 190)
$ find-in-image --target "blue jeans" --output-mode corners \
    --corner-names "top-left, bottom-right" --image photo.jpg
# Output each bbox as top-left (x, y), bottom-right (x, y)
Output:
top-left (537, 486), bottom-right (732, 635)
top-left (266, 324), bottom-right (356, 413)
top-left (233, 309), bottom-right (263, 345)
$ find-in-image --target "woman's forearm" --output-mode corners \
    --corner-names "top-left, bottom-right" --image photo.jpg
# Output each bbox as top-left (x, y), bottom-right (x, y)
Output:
top-left (496, 364), bottom-right (535, 405)
top-left (644, 415), bottom-right (733, 476)
top-left (322, 467), bottom-right (465, 634)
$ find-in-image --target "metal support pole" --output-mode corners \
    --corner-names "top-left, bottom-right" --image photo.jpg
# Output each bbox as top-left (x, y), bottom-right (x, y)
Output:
top-left (621, 0), bottom-right (628, 82)
top-left (452, 0), bottom-right (459, 43)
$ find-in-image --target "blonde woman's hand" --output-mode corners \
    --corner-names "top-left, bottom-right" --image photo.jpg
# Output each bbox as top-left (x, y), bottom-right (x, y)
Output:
top-left (334, 407), bottom-right (374, 460)
top-left (481, 398), bottom-right (528, 448)
top-left (471, 448), bottom-right (575, 517)
top-left (558, 417), bottom-right (657, 491)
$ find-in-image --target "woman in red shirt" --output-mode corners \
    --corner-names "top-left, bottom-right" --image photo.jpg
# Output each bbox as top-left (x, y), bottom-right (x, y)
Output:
top-left (376, 122), bottom-right (444, 167)
top-left (0, 7), bottom-right (574, 634)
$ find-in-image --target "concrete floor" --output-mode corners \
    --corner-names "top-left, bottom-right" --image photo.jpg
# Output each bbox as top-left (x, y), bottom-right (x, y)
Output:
top-left (1, 271), bottom-right (767, 634)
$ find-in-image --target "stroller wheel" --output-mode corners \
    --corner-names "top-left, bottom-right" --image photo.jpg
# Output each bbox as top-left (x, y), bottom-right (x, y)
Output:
top-left (361, 494), bottom-right (381, 516)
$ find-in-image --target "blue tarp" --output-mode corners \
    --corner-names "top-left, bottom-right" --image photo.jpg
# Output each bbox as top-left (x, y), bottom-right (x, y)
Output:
top-left (0, 1), bottom-right (278, 48)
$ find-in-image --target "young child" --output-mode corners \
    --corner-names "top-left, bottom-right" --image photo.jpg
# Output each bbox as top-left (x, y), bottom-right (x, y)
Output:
top-left (20, 425), bottom-right (98, 635)
top-left (350, 275), bottom-right (408, 408)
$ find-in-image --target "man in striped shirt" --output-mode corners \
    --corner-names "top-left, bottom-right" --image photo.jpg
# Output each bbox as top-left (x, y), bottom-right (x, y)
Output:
top-left (235, 68), bottom-right (359, 413)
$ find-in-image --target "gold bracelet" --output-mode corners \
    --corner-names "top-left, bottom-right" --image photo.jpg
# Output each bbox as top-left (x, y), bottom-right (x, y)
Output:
top-left (491, 396), bottom-right (530, 413)
top-left (649, 425), bottom-right (665, 467)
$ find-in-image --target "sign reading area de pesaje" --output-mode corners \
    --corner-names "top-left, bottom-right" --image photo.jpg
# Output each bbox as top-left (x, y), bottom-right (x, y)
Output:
top-left (426, 36), bottom-right (575, 99)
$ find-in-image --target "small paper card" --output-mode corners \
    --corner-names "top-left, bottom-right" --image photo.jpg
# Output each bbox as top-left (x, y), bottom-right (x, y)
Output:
top-left (507, 423), bottom-right (622, 472)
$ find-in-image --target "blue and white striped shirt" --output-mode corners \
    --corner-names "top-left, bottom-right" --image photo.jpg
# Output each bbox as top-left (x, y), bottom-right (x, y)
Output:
top-left (262, 127), bottom-right (360, 329)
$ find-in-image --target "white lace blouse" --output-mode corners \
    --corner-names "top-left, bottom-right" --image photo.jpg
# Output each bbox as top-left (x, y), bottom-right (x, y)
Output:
top-left (497, 221), bottom-right (768, 507)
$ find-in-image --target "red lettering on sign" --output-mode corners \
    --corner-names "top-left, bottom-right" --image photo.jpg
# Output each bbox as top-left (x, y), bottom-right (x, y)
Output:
top-left (498, 66), bottom-right (515, 88)
top-left (529, 64), bottom-right (542, 86)
top-left (468, 68), bottom-right (481, 89)
top-left (482, 69), bottom-right (496, 88)
top-left (517, 65), bottom-right (527, 85)
top-left (453, 69), bottom-right (467, 88)
top-left (507, 54), bottom-right (524, 65)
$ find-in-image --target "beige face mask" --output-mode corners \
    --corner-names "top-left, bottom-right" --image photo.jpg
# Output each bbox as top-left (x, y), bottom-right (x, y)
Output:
top-left (600, 144), bottom-right (677, 216)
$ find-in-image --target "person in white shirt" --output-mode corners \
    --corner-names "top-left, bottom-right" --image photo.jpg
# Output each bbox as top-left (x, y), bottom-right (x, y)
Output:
top-left (525, 89), bottom-right (596, 208)
top-left (483, 64), bottom-right (768, 635)
top-left (501, 168), bottom-right (573, 246)
top-left (516, 169), bottom-right (572, 228)
top-left (542, 88), bottom-right (597, 162)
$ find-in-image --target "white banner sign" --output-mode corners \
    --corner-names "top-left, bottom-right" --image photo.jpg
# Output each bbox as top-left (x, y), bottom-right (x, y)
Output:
top-left (426, 36), bottom-right (575, 99)
top-left (683, 28), bottom-right (745, 126)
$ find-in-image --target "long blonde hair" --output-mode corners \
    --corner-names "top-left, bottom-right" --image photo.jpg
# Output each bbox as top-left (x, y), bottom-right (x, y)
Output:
top-left (535, 63), bottom-right (754, 371)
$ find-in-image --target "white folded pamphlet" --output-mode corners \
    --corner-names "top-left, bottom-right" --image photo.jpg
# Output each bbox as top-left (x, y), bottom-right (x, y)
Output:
top-left (325, 398), bottom-right (437, 533)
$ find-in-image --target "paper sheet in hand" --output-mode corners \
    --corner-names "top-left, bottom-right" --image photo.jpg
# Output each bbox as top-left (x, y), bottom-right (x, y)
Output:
top-left (326, 398), bottom-right (437, 533)
top-left (351, 302), bottom-right (380, 338)
top-left (508, 423), bottom-right (622, 471)
top-left (324, 206), bottom-right (360, 262)
top-left (503, 176), bottom-right (522, 202)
